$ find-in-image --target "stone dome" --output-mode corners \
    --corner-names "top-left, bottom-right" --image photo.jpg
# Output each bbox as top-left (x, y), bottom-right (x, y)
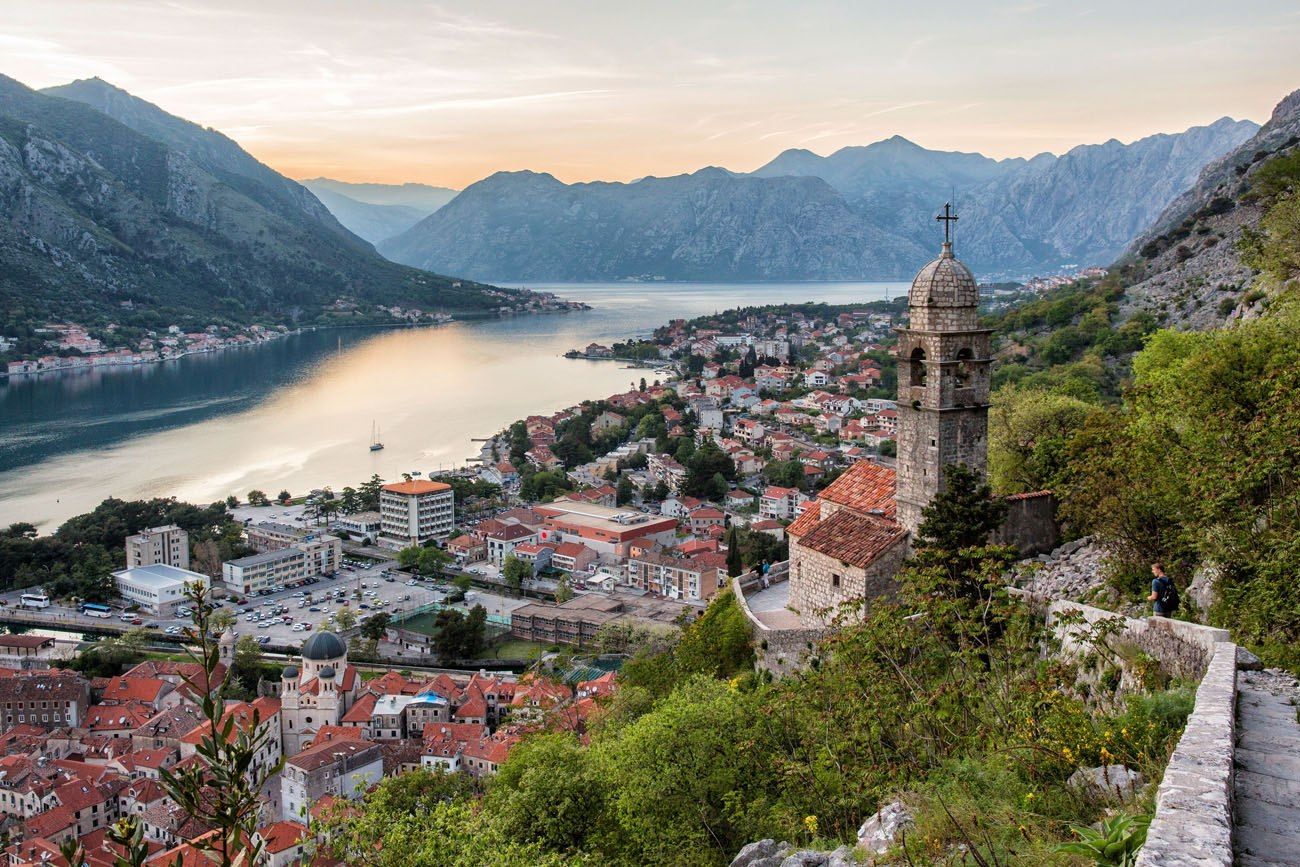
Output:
top-left (281, 665), bottom-right (298, 680)
top-left (909, 242), bottom-right (978, 308)
top-left (319, 665), bottom-right (336, 680)
top-left (301, 631), bottom-right (346, 661)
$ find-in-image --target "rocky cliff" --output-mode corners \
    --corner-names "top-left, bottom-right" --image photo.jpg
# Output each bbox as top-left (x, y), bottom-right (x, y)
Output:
top-left (0, 75), bottom-right (505, 326)
top-left (1117, 89), bottom-right (1300, 330)
top-left (382, 120), bottom-right (1256, 282)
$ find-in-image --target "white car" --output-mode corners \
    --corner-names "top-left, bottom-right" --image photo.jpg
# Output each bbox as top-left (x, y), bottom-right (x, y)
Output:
top-left (291, 623), bottom-right (305, 632)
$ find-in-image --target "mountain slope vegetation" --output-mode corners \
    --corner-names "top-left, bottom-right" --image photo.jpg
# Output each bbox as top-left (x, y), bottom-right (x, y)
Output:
top-left (0, 75), bottom-right (514, 331)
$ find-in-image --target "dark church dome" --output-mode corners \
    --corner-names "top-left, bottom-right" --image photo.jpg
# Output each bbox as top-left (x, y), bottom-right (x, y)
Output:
top-left (301, 631), bottom-right (346, 661)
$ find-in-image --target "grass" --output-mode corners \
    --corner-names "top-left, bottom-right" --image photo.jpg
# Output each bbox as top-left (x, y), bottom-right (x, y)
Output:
top-left (488, 639), bottom-right (551, 660)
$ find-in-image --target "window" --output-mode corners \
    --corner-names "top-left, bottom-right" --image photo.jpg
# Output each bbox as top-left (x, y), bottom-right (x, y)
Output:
top-left (831, 573), bottom-right (841, 588)
top-left (909, 347), bottom-right (927, 388)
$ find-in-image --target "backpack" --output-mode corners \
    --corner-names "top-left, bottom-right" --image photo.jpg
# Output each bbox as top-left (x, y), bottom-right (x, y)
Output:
top-left (1156, 576), bottom-right (1180, 614)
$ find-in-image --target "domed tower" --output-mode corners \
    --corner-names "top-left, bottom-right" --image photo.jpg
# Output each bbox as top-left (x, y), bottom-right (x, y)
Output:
top-left (218, 627), bottom-right (237, 665)
top-left (300, 631), bottom-right (346, 682)
top-left (894, 204), bottom-right (992, 535)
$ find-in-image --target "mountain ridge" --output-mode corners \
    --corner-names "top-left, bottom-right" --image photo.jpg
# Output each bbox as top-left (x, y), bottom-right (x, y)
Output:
top-left (0, 74), bottom-right (513, 329)
top-left (380, 116), bottom-right (1258, 282)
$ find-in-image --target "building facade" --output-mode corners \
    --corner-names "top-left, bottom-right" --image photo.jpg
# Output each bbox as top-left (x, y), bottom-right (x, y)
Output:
top-left (379, 481), bottom-right (455, 548)
top-left (125, 525), bottom-right (190, 571)
top-left (113, 565), bottom-right (210, 616)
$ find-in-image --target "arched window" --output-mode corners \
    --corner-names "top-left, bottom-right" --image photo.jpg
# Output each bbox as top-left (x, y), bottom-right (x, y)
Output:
top-left (955, 347), bottom-right (973, 388)
top-left (910, 347), bottom-right (927, 388)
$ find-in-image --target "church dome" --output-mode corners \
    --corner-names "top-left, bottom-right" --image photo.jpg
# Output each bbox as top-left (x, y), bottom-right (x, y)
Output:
top-left (281, 665), bottom-right (298, 680)
top-left (319, 666), bottom-right (336, 680)
top-left (301, 631), bottom-right (346, 661)
top-left (909, 242), bottom-right (978, 308)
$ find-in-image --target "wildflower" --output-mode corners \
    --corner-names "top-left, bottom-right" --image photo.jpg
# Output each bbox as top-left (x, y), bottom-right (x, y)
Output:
top-left (803, 815), bottom-right (819, 836)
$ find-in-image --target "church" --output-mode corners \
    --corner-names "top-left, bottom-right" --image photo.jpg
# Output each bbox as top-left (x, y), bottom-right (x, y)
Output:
top-left (220, 629), bottom-right (364, 754)
top-left (786, 208), bottom-right (1054, 626)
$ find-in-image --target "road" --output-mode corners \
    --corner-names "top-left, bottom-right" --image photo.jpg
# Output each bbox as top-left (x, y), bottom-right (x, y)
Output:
top-left (0, 556), bottom-right (532, 652)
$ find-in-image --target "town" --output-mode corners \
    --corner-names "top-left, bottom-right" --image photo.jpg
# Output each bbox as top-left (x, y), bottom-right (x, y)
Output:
top-left (0, 291), bottom-right (927, 864)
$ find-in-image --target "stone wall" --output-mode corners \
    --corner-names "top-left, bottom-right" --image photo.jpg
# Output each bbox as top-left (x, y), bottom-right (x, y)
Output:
top-left (994, 492), bottom-right (1059, 557)
top-left (1135, 641), bottom-right (1237, 867)
top-left (787, 536), bottom-right (906, 627)
top-left (732, 571), bottom-right (829, 678)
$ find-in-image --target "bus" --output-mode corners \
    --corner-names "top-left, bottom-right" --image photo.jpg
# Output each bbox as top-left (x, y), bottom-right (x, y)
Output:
top-left (80, 602), bottom-right (112, 619)
top-left (19, 592), bottom-right (50, 609)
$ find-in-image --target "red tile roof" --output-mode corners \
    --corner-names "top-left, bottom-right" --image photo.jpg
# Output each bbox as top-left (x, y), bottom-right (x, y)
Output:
top-left (257, 821), bottom-right (307, 855)
top-left (796, 510), bottom-right (906, 568)
top-left (816, 460), bottom-right (896, 518)
top-left (382, 480), bottom-right (451, 495)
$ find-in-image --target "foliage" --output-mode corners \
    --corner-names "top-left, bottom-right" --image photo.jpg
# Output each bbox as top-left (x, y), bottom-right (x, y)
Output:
top-left (521, 470), bottom-right (573, 502)
top-left (486, 733), bottom-right (609, 853)
top-left (430, 605), bottom-right (488, 662)
top-left (989, 385), bottom-right (1103, 495)
top-left (1060, 298), bottom-right (1300, 666)
top-left (502, 556), bottom-right (531, 596)
top-left (1240, 147), bottom-right (1300, 286)
top-left (1056, 811), bottom-right (1151, 867)
top-left (682, 440), bottom-right (737, 498)
top-left (361, 612), bottom-right (392, 641)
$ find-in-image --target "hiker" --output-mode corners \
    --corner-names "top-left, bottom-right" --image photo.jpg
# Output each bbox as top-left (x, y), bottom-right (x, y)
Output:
top-left (1147, 562), bottom-right (1180, 617)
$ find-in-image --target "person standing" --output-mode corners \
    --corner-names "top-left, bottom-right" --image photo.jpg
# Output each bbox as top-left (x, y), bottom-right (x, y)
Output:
top-left (1147, 562), bottom-right (1180, 617)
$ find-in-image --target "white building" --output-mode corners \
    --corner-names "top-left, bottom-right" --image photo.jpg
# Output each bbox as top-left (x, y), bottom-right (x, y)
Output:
top-left (125, 525), bottom-right (190, 571)
top-left (379, 480), bottom-right (455, 548)
top-left (222, 548), bottom-right (308, 596)
top-left (333, 511), bottom-right (382, 543)
top-left (114, 564), bottom-right (209, 615)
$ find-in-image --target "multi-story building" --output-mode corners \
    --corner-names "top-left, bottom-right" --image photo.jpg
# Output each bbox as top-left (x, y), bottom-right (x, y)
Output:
top-left (223, 533), bottom-right (340, 594)
top-left (280, 739), bottom-right (383, 822)
top-left (114, 565), bottom-right (210, 616)
top-left (532, 500), bottom-right (678, 558)
top-left (0, 673), bottom-right (92, 729)
top-left (222, 548), bottom-right (307, 595)
top-left (626, 548), bottom-right (726, 601)
top-left (759, 486), bottom-right (803, 521)
top-left (379, 481), bottom-right (455, 548)
top-left (125, 525), bottom-right (190, 570)
top-left (333, 511), bottom-right (382, 543)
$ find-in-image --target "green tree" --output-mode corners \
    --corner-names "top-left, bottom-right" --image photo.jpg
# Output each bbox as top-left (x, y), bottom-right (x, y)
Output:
top-left (397, 546), bottom-right (422, 571)
top-left (334, 606), bottom-right (358, 632)
top-left (724, 527), bottom-right (743, 578)
top-left (616, 475), bottom-right (634, 506)
top-left (361, 612), bottom-right (392, 642)
top-left (247, 490), bottom-right (268, 507)
top-left (487, 733), bottom-right (608, 853)
top-left (277, 490), bottom-right (292, 505)
top-left (988, 385), bottom-right (1099, 495)
top-left (915, 464), bottom-right (1008, 554)
top-left (224, 495), bottom-right (239, 509)
top-left (418, 546), bottom-right (451, 576)
top-left (359, 474), bottom-right (385, 511)
top-left (502, 556), bottom-right (530, 596)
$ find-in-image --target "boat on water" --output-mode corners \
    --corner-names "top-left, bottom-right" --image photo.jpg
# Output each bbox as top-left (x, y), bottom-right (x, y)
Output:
top-left (369, 421), bottom-right (384, 452)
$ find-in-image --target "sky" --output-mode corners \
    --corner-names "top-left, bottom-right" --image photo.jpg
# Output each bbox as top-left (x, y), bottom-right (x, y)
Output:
top-left (4, 0), bottom-right (1300, 189)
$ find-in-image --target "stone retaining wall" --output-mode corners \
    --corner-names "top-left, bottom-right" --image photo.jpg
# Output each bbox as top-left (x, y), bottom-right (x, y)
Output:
top-left (733, 569), bottom-right (829, 678)
top-left (1136, 640), bottom-right (1237, 867)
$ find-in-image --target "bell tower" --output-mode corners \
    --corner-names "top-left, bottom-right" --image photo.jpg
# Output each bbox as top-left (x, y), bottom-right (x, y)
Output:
top-left (894, 204), bottom-right (992, 535)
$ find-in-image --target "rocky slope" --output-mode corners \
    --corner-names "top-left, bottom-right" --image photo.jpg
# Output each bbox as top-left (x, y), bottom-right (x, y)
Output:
top-left (1117, 89), bottom-right (1300, 330)
top-left (0, 75), bottom-right (507, 327)
top-left (383, 121), bottom-right (1256, 282)
top-left (381, 168), bottom-right (929, 282)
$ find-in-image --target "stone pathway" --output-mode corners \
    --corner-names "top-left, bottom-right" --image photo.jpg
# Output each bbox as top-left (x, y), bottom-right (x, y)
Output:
top-left (1234, 668), bottom-right (1300, 867)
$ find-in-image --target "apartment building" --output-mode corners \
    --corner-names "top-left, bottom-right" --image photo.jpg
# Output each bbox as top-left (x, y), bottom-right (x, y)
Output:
top-left (222, 548), bottom-right (308, 595)
top-left (280, 740), bottom-right (383, 822)
top-left (0, 673), bottom-right (92, 729)
top-left (125, 525), bottom-right (190, 570)
top-left (114, 565), bottom-right (210, 616)
top-left (379, 481), bottom-right (455, 548)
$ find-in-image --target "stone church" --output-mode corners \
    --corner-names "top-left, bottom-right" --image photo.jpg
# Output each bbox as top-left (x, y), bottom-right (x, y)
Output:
top-left (229, 628), bottom-right (363, 754)
top-left (787, 215), bottom-right (1056, 626)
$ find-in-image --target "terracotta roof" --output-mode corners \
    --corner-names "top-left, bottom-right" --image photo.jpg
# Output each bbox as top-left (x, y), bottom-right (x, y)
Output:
top-left (816, 460), bottom-right (896, 518)
top-left (382, 480), bottom-right (451, 495)
top-left (257, 821), bottom-right (308, 855)
top-left (1005, 490), bottom-right (1053, 501)
top-left (102, 676), bottom-right (169, 704)
top-left (341, 692), bottom-right (377, 724)
top-left (0, 635), bottom-right (53, 649)
top-left (796, 510), bottom-right (906, 568)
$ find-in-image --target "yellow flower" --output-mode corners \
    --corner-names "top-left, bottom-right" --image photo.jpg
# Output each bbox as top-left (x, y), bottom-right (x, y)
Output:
top-left (803, 815), bottom-right (819, 836)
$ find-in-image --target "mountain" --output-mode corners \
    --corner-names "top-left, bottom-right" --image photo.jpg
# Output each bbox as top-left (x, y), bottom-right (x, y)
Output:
top-left (298, 185), bottom-right (432, 245)
top-left (298, 177), bottom-right (458, 212)
top-left (384, 121), bottom-right (1257, 282)
top-left (1117, 89), bottom-right (1300, 329)
top-left (380, 168), bottom-right (928, 282)
top-left (299, 177), bottom-right (460, 244)
top-left (0, 75), bottom-right (510, 329)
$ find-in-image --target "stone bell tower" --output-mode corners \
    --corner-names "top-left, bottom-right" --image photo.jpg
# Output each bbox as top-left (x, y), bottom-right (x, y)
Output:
top-left (894, 204), bottom-right (992, 535)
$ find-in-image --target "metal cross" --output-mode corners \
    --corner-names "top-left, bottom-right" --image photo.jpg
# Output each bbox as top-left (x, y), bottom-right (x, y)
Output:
top-left (936, 202), bottom-right (958, 244)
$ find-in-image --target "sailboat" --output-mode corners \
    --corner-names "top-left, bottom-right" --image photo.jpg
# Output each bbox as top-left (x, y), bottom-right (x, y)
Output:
top-left (369, 421), bottom-right (385, 452)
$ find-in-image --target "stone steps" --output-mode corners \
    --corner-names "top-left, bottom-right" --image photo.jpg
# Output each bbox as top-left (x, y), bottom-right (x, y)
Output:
top-left (1234, 672), bottom-right (1300, 867)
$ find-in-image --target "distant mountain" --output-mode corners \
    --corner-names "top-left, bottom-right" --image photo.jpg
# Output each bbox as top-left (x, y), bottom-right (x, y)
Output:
top-left (0, 75), bottom-right (510, 327)
top-left (299, 185), bottom-right (432, 245)
top-left (380, 168), bottom-right (928, 282)
top-left (299, 177), bottom-right (458, 212)
top-left (1117, 89), bottom-right (1300, 330)
top-left (383, 121), bottom-right (1257, 282)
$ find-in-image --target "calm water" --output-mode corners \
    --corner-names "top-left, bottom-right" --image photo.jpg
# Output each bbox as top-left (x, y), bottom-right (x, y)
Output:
top-left (0, 282), bottom-right (903, 530)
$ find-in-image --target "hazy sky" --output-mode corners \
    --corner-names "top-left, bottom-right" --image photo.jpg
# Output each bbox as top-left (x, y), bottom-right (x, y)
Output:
top-left (5, 1), bottom-right (1299, 188)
